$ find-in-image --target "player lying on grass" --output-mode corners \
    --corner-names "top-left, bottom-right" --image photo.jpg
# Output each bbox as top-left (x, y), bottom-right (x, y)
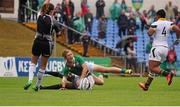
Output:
top-left (40, 71), bottom-right (104, 90)
top-left (138, 9), bottom-right (180, 91)
top-left (60, 49), bottom-right (132, 90)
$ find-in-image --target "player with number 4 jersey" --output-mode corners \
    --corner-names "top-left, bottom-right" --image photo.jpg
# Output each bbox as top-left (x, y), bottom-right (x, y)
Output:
top-left (139, 9), bottom-right (180, 91)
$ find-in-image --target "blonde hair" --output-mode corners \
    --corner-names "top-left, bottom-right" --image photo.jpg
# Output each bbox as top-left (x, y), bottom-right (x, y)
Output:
top-left (62, 49), bottom-right (71, 58)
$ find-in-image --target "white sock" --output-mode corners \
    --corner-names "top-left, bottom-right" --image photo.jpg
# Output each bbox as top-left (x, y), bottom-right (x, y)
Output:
top-left (28, 63), bottom-right (36, 82)
top-left (35, 69), bottom-right (45, 87)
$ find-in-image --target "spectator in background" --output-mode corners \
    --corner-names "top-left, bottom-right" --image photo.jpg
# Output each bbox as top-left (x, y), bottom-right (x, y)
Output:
top-left (18, 0), bottom-right (27, 22)
top-left (165, 1), bottom-right (175, 20)
top-left (31, 0), bottom-right (39, 20)
top-left (124, 39), bottom-right (137, 73)
top-left (120, 0), bottom-right (128, 12)
top-left (173, 6), bottom-right (179, 20)
top-left (134, 8), bottom-right (141, 29)
top-left (54, 3), bottom-right (63, 23)
top-left (69, 0), bottom-right (74, 17)
top-left (62, 0), bottom-right (74, 44)
top-left (176, 12), bottom-right (180, 29)
top-left (147, 5), bottom-right (156, 25)
top-left (117, 10), bottom-right (128, 37)
top-left (61, 0), bottom-right (66, 10)
top-left (38, 0), bottom-right (44, 9)
top-left (96, 0), bottom-right (105, 19)
top-left (127, 13), bottom-right (136, 35)
top-left (84, 10), bottom-right (93, 33)
top-left (145, 37), bottom-right (153, 73)
top-left (73, 12), bottom-right (85, 43)
top-left (62, 0), bottom-right (74, 22)
top-left (81, 0), bottom-right (90, 16)
top-left (109, 0), bottom-right (121, 21)
top-left (26, 0), bottom-right (32, 22)
top-left (81, 32), bottom-right (91, 57)
top-left (125, 6), bottom-right (134, 17)
top-left (140, 10), bottom-right (148, 33)
top-left (98, 15), bottom-right (107, 39)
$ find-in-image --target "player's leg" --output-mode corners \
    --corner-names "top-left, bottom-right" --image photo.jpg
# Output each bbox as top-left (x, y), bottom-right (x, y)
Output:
top-left (24, 38), bottom-right (40, 90)
top-left (33, 56), bottom-right (49, 91)
top-left (40, 83), bottom-right (76, 90)
top-left (92, 72), bottom-right (104, 85)
top-left (139, 60), bottom-right (160, 91)
top-left (139, 46), bottom-right (174, 91)
top-left (24, 55), bottom-right (39, 90)
top-left (40, 84), bottom-right (61, 90)
top-left (93, 64), bottom-right (132, 74)
top-left (45, 71), bottom-right (63, 78)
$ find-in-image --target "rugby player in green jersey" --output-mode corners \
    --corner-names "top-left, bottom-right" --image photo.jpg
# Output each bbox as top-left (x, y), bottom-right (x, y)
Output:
top-left (60, 49), bottom-right (132, 90)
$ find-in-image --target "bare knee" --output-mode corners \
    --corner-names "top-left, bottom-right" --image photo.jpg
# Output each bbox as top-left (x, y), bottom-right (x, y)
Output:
top-left (95, 80), bottom-right (104, 85)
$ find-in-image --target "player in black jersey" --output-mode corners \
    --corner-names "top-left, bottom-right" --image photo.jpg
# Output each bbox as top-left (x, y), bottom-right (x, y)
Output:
top-left (24, 0), bottom-right (61, 91)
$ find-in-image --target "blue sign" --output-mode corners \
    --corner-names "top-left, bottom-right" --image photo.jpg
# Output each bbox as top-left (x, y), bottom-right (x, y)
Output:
top-left (15, 57), bottom-right (65, 76)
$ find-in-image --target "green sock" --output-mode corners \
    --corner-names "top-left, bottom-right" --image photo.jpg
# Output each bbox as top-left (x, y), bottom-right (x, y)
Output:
top-left (120, 68), bottom-right (126, 74)
top-left (28, 80), bottom-right (32, 84)
top-left (161, 70), bottom-right (169, 76)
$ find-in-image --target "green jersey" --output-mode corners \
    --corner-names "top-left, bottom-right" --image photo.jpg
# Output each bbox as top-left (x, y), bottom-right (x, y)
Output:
top-left (62, 55), bottom-right (85, 76)
top-left (160, 61), bottom-right (177, 72)
top-left (146, 42), bottom-right (152, 53)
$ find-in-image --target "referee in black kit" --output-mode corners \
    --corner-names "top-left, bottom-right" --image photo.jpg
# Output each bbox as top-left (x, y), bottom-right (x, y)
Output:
top-left (24, 0), bottom-right (62, 91)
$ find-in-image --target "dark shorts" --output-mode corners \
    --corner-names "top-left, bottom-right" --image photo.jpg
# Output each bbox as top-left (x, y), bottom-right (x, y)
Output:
top-left (32, 38), bottom-right (54, 57)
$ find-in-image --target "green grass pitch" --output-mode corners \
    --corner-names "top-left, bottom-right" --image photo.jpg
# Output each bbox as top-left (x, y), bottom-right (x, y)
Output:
top-left (0, 76), bottom-right (180, 106)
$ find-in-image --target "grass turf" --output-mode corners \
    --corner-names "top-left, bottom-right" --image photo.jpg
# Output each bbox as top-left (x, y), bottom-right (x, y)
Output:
top-left (0, 76), bottom-right (180, 106)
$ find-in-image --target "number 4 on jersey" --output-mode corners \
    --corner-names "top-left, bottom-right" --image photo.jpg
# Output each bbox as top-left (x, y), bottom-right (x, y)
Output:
top-left (162, 27), bottom-right (167, 36)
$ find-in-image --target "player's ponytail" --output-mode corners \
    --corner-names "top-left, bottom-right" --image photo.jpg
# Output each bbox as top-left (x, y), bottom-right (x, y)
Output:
top-left (41, 3), bottom-right (54, 15)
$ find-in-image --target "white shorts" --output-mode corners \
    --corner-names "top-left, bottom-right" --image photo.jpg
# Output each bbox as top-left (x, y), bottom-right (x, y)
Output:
top-left (85, 61), bottom-right (94, 73)
top-left (149, 46), bottom-right (168, 62)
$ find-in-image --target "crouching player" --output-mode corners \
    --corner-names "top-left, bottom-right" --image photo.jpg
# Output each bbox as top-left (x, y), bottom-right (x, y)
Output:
top-left (61, 49), bottom-right (132, 89)
top-left (40, 49), bottom-right (132, 90)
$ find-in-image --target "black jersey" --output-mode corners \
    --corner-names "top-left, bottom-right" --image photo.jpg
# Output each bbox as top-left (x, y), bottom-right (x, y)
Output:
top-left (32, 14), bottom-right (61, 57)
top-left (35, 14), bottom-right (60, 41)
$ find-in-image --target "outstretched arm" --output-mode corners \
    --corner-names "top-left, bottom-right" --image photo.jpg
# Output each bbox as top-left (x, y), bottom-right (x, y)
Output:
top-left (61, 76), bottom-right (68, 90)
top-left (80, 63), bottom-right (89, 80)
top-left (172, 25), bottom-right (180, 39)
top-left (172, 25), bottom-right (180, 45)
top-left (147, 27), bottom-right (156, 36)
